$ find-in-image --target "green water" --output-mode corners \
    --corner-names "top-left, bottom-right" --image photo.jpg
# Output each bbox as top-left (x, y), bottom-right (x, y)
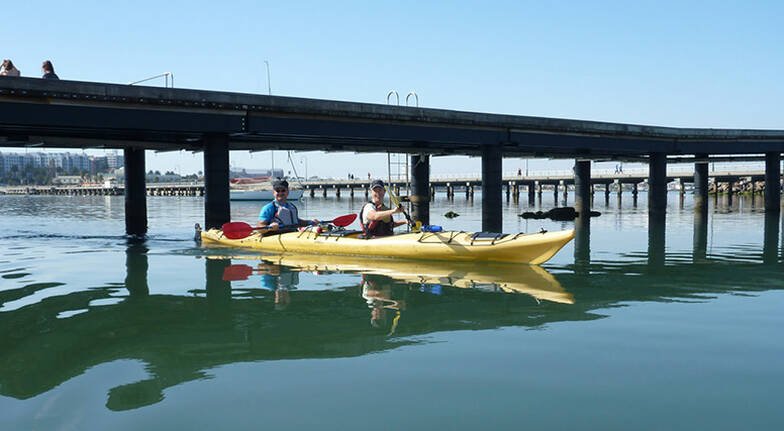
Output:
top-left (1, 193), bottom-right (782, 430)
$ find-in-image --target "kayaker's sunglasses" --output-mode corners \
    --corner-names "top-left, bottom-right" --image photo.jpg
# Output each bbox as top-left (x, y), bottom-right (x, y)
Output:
top-left (274, 188), bottom-right (287, 193)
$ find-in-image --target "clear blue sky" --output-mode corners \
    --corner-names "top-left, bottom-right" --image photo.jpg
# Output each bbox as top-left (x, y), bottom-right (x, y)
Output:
top-left (5, 0), bottom-right (783, 177)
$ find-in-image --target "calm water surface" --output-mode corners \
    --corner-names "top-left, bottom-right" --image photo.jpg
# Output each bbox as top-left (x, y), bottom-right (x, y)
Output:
top-left (1, 193), bottom-right (782, 430)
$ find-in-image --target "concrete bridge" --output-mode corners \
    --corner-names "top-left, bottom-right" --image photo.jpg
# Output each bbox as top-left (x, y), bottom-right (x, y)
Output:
top-left (1, 77), bottom-right (783, 235)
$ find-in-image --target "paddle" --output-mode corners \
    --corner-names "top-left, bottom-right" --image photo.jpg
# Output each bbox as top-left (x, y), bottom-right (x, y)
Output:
top-left (221, 213), bottom-right (357, 240)
top-left (222, 264), bottom-right (254, 281)
top-left (386, 186), bottom-right (419, 232)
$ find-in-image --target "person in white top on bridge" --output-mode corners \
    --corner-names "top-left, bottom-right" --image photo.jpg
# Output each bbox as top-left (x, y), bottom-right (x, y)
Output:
top-left (0, 59), bottom-right (20, 77)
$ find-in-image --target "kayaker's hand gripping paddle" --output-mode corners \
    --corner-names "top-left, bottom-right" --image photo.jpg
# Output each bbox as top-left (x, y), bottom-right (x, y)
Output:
top-left (386, 186), bottom-right (420, 232)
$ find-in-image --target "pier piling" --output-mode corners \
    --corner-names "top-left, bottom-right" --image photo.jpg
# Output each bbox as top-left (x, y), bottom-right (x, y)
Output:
top-left (574, 160), bottom-right (591, 215)
top-left (203, 134), bottom-right (230, 230)
top-left (124, 148), bottom-right (147, 237)
top-left (410, 154), bottom-right (430, 225)
top-left (649, 153), bottom-right (667, 214)
top-left (765, 152), bottom-right (781, 212)
top-left (481, 145), bottom-right (502, 232)
top-left (694, 155), bottom-right (709, 214)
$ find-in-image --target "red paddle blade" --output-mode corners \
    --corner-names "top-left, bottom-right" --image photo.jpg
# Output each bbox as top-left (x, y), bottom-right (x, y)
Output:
top-left (221, 221), bottom-right (255, 239)
top-left (223, 264), bottom-right (254, 281)
top-left (332, 213), bottom-right (357, 227)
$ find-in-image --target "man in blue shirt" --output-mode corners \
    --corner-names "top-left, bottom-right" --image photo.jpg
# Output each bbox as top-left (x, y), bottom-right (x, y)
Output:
top-left (258, 180), bottom-right (317, 230)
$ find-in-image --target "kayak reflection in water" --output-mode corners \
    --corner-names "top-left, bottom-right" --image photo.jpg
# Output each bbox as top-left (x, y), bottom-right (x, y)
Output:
top-left (361, 274), bottom-right (406, 335)
top-left (259, 262), bottom-right (300, 310)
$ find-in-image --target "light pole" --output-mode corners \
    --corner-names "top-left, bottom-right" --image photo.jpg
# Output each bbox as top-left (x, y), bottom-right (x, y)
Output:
top-left (301, 156), bottom-right (308, 180)
top-left (265, 60), bottom-right (273, 176)
top-left (264, 60), bottom-right (271, 95)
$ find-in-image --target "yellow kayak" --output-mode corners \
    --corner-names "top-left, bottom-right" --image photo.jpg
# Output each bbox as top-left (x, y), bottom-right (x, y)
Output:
top-left (201, 228), bottom-right (574, 264)
top-left (258, 253), bottom-right (574, 304)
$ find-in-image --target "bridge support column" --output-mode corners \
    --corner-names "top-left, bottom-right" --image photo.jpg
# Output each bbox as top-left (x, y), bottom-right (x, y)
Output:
top-left (203, 134), bottom-right (230, 230)
top-left (727, 180), bottom-right (734, 206)
top-left (693, 210), bottom-right (708, 263)
top-left (125, 243), bottom-right (149, 296)
top-left (124, 148), bottom-right (147, 237)
top-left (763, 212), bottom-right (780, 264)
top-left (410, 154), bottom-right (430, 225)
top-left (206, 258), bottom-right (231, 304)
top-left (694, 155), bottom-right (709, 214)
top-left (648, 212), bottom-right (666, 268)
top-left (528, 182), bottom-right (536, 205)
top-left (648, 153), bottom-right (667, 214)
top-left (765, 152), bottom-right (781, 212)
top-left (574, 160), bottom-right (591, 215)
top-left (562, 181), bottom-right (568, 202)
top-left (574, 214), bottom-right (591, 273)
top-left (481, 144), bottom-right (503, 232)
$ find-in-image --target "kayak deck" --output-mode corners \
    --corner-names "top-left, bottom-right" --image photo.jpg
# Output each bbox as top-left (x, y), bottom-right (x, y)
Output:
top-left (201, 228), bottom-right (575, 264)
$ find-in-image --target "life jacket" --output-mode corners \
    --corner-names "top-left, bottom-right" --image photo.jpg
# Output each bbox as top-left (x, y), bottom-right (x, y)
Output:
top-left (359, 202), bottom-right (394, 237)
top-left (272, 201), bottom-right (299, 226)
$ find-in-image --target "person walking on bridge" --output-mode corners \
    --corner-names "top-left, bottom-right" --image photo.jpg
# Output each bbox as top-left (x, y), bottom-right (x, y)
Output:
top-left (41, 60), bottom-right (59, 79)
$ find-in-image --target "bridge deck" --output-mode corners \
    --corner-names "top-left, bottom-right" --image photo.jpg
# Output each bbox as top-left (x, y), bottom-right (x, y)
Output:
top-left (2, 78), bottom-right (784, 157)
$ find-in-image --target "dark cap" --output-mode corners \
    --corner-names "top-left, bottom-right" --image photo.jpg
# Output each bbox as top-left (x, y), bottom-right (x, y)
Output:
top-left (272, 179), bottom-right (289, 189)
top-left (370, 179), bottom-right (385, 190)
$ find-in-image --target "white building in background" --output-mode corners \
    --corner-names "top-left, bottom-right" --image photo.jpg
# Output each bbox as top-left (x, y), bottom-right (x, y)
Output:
top-left (106, 151), bottom-right (124, 169)
top-left (53, 175), bottom-right (83, 185)
top-left (231, 168), bottom-right (285, 179)
top-left (0, 151), bottom-right (115, 175)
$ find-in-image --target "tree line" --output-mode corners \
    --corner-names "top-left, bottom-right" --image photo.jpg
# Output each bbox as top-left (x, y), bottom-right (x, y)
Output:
top-left (0, 165), bottom-right (97, 186)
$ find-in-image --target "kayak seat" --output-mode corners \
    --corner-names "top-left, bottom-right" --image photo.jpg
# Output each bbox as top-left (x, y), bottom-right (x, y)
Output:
top-left (470, 232), bottom-right (508, 245)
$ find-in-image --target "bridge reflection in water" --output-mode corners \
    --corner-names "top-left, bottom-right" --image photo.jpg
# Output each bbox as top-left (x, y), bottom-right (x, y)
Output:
top-left (0, 221), bottom-right (781, 411)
